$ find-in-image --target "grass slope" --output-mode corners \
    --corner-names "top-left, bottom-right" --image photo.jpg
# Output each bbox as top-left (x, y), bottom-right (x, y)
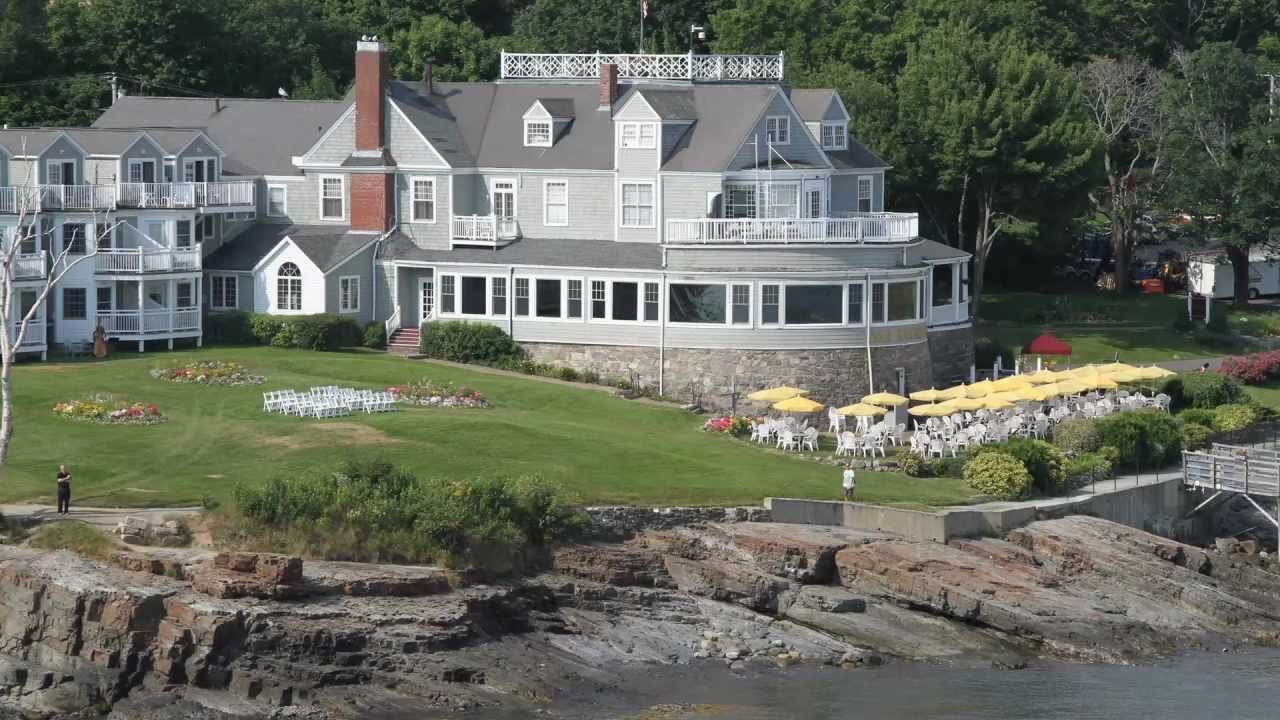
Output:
top-left (2, 347), bottom-right (976, 509)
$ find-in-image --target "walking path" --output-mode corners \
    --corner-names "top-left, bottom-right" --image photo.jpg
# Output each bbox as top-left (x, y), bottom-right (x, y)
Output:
top-left (943, 466), bottom-right (1180, 515)
top-left (0, 504), bottom-right (201, 529)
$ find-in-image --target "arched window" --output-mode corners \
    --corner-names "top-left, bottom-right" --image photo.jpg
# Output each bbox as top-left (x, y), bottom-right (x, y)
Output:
top-left (277, 262), bottom-right (302, 311)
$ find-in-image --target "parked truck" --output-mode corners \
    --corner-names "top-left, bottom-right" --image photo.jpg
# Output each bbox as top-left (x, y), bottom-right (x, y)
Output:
top-left (1186, 253), bottom-right (1280, 299)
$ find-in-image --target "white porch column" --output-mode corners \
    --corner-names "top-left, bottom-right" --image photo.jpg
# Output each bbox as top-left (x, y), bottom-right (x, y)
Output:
top-left (951, 262), bottom-right (960, 306)
top-left (167, 278), bottom-right (175, 333)
top-left (196, 275), bottom-right (203, 347)
top-left (137, 281), bottom-right (145, 352)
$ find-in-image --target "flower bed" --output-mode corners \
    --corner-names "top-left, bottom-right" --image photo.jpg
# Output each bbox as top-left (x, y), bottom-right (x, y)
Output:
top-left (702, 416), bottom-right (757, 438)
top-left (150, 360), bottom-right (265, 386)
top-left (1218, 350), bottom-right (1280, 385)
top-left (53, 397), bottom-right (166, 425)
top-left (387, 380), bottom-right (490, 408)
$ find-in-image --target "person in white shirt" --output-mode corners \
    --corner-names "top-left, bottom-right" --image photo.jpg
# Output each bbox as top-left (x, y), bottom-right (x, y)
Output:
top-left (842, 463), bottom-right (856, 501)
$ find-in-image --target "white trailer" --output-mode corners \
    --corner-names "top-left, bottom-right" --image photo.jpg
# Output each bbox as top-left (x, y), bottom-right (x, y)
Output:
top-left (1186, 254), bottom-right (1280, 299)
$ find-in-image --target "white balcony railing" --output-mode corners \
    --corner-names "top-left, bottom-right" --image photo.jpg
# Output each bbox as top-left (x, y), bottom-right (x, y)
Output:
top-left (10, 320), bottom-right (46, 349)
top-left (116, 181), bottom-right (255, 209)
top-left (97, 308), bottom-right (200, 338)
top-left (500, 52), bottom-right (785, 81)
top-left (12, 252), bottom-right (47, 280)
top-left (94, 243), bottom-right (202, 274)
top-left (664, 213), bottom-right (920, 245)
top-left (37, 185), bottom-right (117, 212)
top-left (451, 215), bottom-right (519, 247)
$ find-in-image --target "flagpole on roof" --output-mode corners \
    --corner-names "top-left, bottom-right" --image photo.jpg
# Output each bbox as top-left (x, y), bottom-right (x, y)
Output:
top-left (639, 0), bottom-right (645, 54)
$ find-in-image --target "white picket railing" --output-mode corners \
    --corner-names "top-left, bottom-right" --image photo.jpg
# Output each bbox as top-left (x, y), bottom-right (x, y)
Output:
top-left (665, 213), bottom-right (919, 245)
top-left (116, 181), bottom-right (255, 209)
top-left (13, 252), bottom-right (47, 279)
top-left (10, 320), bottom-right (45, 349)
top-left (451, 215), bottom-right (519, 247)
top-left (501, 52), bottom-right (785, 81)
top-left (384, 305), bottom-right (401, 342)
top-left (94, 243), bottom-right (202, 274)
top-left (37, 185), bottom-right (117, 212)
top-left (97, 308), bottom-right (200, 337)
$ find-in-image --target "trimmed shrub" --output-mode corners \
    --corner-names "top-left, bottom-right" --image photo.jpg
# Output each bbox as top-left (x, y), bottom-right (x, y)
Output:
top-left (268, 314), bottom-right (361, 351)
top-left (203, 311), bottom-right (256, 345)
top-left (420, 321), bottom-right (522, 365)
top-left (249, 314), bottom-right (283, 345)
top-left (1051, 418), bottom-right (1102, 455)
top-left (974, 336), bottom-right (1014, 370)
top-left (974, 438), bottom-right (1066, 495)
top-left (1173, 372), bottom-right (1245, 410)
top-left (1064, 451), bottom-right (1114, 482)
top-left (1212, 403), bottom-right (1259, 433)
top-left (1218, 350), bottom-right (1280, 385)
top-left (1176, 408), bottom-right (1217, 428)
top-left (963, 452), bottom-right (1031, 500)
top-left (363, 322), bottom-right (387, 350)
top-left (1181, 422), bottom-right (1213, 451)
top-left (1093, 411), bottom-right (1182, 468)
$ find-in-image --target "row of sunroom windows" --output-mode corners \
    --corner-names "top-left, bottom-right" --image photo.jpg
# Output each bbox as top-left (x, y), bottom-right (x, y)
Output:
top-left (432, 273), bottom-right (928, 326)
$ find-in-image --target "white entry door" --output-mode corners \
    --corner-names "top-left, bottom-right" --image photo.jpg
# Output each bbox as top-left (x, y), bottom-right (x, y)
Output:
top-left (492, 180), bottom-right (516, 237)
top-left (803, 179), bottom-right (825, 218)
top-left (419, 276), bottom-right (434, 324)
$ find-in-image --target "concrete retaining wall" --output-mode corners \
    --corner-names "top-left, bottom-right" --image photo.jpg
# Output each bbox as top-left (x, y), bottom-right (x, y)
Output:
top-left (767, 476), bottom-right (1189, 543)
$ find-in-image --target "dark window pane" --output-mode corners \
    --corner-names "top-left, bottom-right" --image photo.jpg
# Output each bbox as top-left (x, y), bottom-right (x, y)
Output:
top-left (887, 281), bottom-right (918, 321)
top-left (536, 279), bottom-right (561, 318)
top-left (784, 285), bottom-right (842, 324)
top-left (612, 282), bottom-right (638, 321)
top-left (847, 283), bottom-right (863, 323)
top-left (460, 276), bottom-right (486, 315)
top-left (669, 284), bottom-right (725, 323)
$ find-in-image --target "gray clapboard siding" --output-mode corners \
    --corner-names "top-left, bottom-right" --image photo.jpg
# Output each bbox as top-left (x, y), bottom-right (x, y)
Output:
top-left (453, 173), bottom-right (483, 215)
top-left (664, 245), bottom-right (906, 272)
top-left (831, 173), bottom-right (884, 213)
top-left (175, 137), bottom-right (222, 177)
top-left (303, 108), bottom-right (355, 164)
top-left (325, 242), bottom-right (376, 325)
top-left (664, 324), bottom-right (928, 351)
top-left (84, 159), bottom-right (117, 185)
top-left (39, 136), bottom-right (84, 184)
top-left (727, 93), bottom-right (829, 171)
top-left (259, 177), bottom-right (312, 224)
top-left (511, 319), bottom-right (661, 346)
top-left (389, 103), bottom-right (447, 168)
top-left (661, 173), bottom-right (720, 227)
top-left (512, 173), bottom-right (613, 241)
top-left (119, 135), bottom-right (164, 180)
top-left (398, 173), bottom-right (451, 249)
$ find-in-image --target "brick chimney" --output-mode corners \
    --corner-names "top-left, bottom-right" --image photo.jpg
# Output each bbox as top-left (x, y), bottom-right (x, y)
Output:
top-left (355, 39), bottom-right (387, 152)
top-left (598, 63), bottom-right (618, 110)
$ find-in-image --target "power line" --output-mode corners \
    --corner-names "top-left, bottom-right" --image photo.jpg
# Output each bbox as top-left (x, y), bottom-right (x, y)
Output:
top-left (0, 73), bottom-right (224, 100)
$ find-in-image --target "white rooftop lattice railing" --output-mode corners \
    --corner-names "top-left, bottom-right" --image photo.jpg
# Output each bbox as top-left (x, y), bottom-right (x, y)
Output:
top-left (500, 52), bottom-right (785, 81)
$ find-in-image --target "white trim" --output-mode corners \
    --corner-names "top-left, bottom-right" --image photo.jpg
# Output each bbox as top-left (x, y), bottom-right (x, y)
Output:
top-left (820, 122), bottom-right (848, 150)
top-left (338, 275), bottom-right (361, 313)
top-left (542, 178), bottom-right (569, 227)
top-left (42, 131), bottom-right (90, 160)
top-left (208, 272), bottom-right (239, 310)
top-left (436, 270), bottom-right (513, 319)
top-left (770, 89), bottom-right (834, 169)
top-left (455, 167), bottom-right (615, 176)
top-left (318, 174), bottom-right (346, 222)
top-left (619, 180), bottom-right (656, 229)
top-left (297, 104), bottom-right (357, 166)
top-left (490, 177), bottom-right (518, 222)
top-left (580, 276), bottom-right (661, 325)
top-left (388, 100), bottom-right (452, 168)
top-left (181, 156), bottom-right (218, 183)
top-left (171, 130), bottom-right (227, 160)
top-left (117, 131), bottom-right (166, 162)
top-left (126, 157), bottom-right (158, 184)
top-left (619, 122), bottom-right (657, 149)
top-left (409, 176), bottom-right (437, 223)
top-left (828, 90), bottom-right (852, 122)
top-left (45, 158), bottom-right (76, 185)
top-left (266, 183), bottom-right (289, 217)
top-left (523, 119), bottom-right (553, 148)
top-left (321, 236), bottom-right (379, 276)
top-left (856, 175), bottom-right (874, 213)
top-left (765, 116), bottom-right (791, 145)
top-left (275, 261), bottom-right (304, 313)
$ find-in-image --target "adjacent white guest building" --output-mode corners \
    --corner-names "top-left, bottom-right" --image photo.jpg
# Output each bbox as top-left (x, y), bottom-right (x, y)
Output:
top-left (1, 41), bottom-right (972, 403)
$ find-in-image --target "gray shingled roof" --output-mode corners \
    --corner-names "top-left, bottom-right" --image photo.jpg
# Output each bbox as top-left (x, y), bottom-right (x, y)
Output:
top-left (636, 89), bottom-right (697, 121)
top-left (655, 85), bottom-right (776, 172)
top-left (789, 89), bottom-right (838, 122)
top-left (536, 98), bottom-right (575, 118)
top-left (204, 224), bottom-right (378, 272)
top-left (828, 138), bottom-right (889, 169)
top-left (93, 97), bottom-right (347, 176)
top-left (0, 129), bottom-right (65, 155)
top-left (908, 239), bottom-right (970, 263)
top-left (387, 82), bottom-right (477, 167)
top-left (382, 234), bottom-right (663, 270)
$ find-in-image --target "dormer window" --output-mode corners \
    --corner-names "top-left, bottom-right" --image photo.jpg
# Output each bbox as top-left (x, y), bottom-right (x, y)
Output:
top-left (524, 120), bottom-right (552, 147)
top-left (766, 116), bottom-right (790, 145)
top-left (620, 123), bottom-right (656, 149)
top-left (821, 123), bottom-right (847, 150)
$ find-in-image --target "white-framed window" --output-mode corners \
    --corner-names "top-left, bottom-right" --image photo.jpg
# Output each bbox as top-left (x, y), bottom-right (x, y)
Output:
top-left (163, 161), bottom-right (175, 183)
top-left (319, 174), bottom-right (345, 221)
top-left (619, 122), bottom-right (656, 149)
top-left (847, 282), bottom-right (864, 324)
top-left (127, 158), bottom-right (156, 184)
top-left (590, 280), bottom-right (606, 319)
top-left (491, 276), bottom-right (507, 316)
top-left (194, 215), bottom-right (216, 245)
top-left (857, 176), bottom-right (873, 213)
top-left (869, 279), bottom-right (922, 324)
top-left (567, 279), bottom-right (583, 319)
top-left (524, 120), bottom-right (552, 147)
top-left (644, 282), bottom-right (660, 322)
top-left (97, 286), bottom-right (113, 313)
top-left (62, 223), bottom-right (85, 255)
top-left (766, 116), bottom-right (790, 145)
top-left (932, 264), bottom-right (955, 307)
top-left (277, 262), bottom-right (302, 311)
top-left (765, 183), bottom-right (799, 219)
top-left (410, 177), bottom-right (435, 222)
top-left (760, 284), bottom-right (780, 325)
top-left (535, 278), bottom-right (563, 318)
top-left (543, 180), bottom-right (568, 226)
top-left (176, 281), bottom-right (194, 309)
top-left (46, 160), bottom-right (75, 185)
top-left (731, 284), bottom-right (751, 325)
top-left (515, 277), bottom-right (530, 316)
top-left (266, 184), bottom-right (288, 217)
top-left (783, 284), bottom-right (844, 325)
top-left (62, 287), bottom-right (86, 320)
top-left (669, 284), bottom-right (727, 324)
top-left (338, 275), bottom-right (360, 313)
top-left (725, 183), bottom-right (756, 219)
top-left (210, 274), bottom-right (238, 310)
top-left (821, 123), bottom-right (847, 150)
top-left (620, 182), bottom-right (655, 228)
top-left (610, 281), bottom-right (640, 321)
top-left (441, 275), bottom-right (456, 314)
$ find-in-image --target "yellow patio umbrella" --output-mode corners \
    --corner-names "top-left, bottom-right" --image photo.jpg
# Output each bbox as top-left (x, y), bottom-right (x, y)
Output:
top-left (938, 384), bottom-right (971, 400)
top-left (1069, 365), bottom-right (1103, 377)
top-left (1056, 379), bottom-right (1089, 395)
top-left (1108, 369), bottom-right (1143, 383)
top-left (989, 375), bottom-right (1033, 392)
top-left (748, 386), bottom-right (809, 403)
top-left (1097, 362), bottom-right (1139, 373)
top-left (980, 396), bottom-right (1015, 410)
top-left (772, 396), bottom-right (825, 413)
top-left (908, 403), bottom-right (955, 417)
top-left (862, 391), bottom-right (909, 407)
top-left (990, 390), bottom-right (1026, 403)
top-left (1136, 365), bottom-right (1176, 380)
top-left (838, 403), bottom-right (889, 417)
top-left (1088, 376), bottom-right (1119, 390)
top-left (1004, 385), bottom-right (1050, 402)
top-left (940, 396), bottom-right (985, 411)
top-left (1023, 368), bottom-right (1066, 384)
top-left (909, 387), bottom-right (950, 402)
top-left (963, 379), bottom-right (998, 398)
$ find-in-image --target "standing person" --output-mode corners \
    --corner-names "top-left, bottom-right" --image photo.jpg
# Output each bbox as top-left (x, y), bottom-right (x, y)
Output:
top-left (56, 465), bottom-right (71, 515)
top-left (842, 462), bottom-right (856, 501)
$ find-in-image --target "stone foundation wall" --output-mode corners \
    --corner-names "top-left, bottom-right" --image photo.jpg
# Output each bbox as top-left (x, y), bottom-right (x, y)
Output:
top-left (522, 340), bottom-right (939, 411)
top-left (927, 324), bottom-right (975, 387)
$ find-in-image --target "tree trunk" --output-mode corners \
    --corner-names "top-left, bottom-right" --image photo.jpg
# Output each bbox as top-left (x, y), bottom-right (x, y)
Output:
top-left (1227, 245), bottom-right (1251, 306)
top-left (0, 356), bottom-right (12, 469)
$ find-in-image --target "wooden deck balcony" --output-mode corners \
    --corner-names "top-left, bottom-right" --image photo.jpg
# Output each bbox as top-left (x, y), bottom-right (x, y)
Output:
top-left (665, 213), bottom-right (919, 245)
top-left (8, 320), bottom-right (45, 351)
top-left (36, 184), bottom-right (117, 212)
top-left (94, 243), bottom-right (202, 275)
top-left (451, 215), bottom-right (519, 248)
top-left (12, 252), bottom-right (48, 280)
top-left (97, 307), bottom-right (200, 339)
top-left (116, 181), bottom-right (255, 210)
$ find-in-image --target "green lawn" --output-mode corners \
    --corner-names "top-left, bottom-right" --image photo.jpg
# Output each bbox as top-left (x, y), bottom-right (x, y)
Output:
top-left (1, 347), bottom-right (977, 510)
top-left (978, 324), bottom-right (1244, 365)
top-left (1244, 382), bottom-right (1280, 411)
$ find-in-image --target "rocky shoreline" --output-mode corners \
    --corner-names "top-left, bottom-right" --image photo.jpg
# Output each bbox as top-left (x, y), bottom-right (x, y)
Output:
top-left (0, 514), bottom-right (1278, 719)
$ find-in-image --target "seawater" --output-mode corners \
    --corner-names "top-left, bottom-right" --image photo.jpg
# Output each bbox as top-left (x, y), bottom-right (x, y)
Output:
top-left (475, 648), bottom-right (1280, 719)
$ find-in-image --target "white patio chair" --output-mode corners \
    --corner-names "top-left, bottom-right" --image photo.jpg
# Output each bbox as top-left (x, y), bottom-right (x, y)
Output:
top-left (928, 438), bottom-right (945, 459)
top-left (802, 427), bottom-right (820, 452)
top-left (778, 431), bottom-right (799, 452)
top-left (1155, 393), bottom-right (1171, 412)
top-left (828, 407), bottom-right (843, 434)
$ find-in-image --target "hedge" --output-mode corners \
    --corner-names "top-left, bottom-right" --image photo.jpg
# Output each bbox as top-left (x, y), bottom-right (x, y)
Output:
top-left (203, 311), bottom-right (256, 345)
top-left (363, 322), bottom-right (387, 350)
top-left (974, 438), bottom-right (1066, 495)
top-left (205, 312), bottom-right (360, 351)
top-left (963, 452), bottom-right (1031, 500)
top-left (1051, 419), bottom-right (1102, 455)
top-left (1092, 410), bottom-right (1182, 469)
top-left (1162, 373), bottom-right (1245, 410)
top-left (419, 321), bottom-right (523, 364)
top-left (1213, 403), bottom-right (1259, 433)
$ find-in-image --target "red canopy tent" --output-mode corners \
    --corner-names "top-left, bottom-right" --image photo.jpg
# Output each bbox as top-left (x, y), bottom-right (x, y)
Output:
top-left (1024, 332), bottom-right (1072, 356)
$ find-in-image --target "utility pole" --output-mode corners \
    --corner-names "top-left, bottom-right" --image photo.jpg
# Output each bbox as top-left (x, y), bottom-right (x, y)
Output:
top-left (108, 73), bottom-right (118, 106)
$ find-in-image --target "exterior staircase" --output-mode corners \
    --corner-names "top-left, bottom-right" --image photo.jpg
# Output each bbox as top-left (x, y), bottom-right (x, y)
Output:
top-left (387, 327), bottom-right (420, 355)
